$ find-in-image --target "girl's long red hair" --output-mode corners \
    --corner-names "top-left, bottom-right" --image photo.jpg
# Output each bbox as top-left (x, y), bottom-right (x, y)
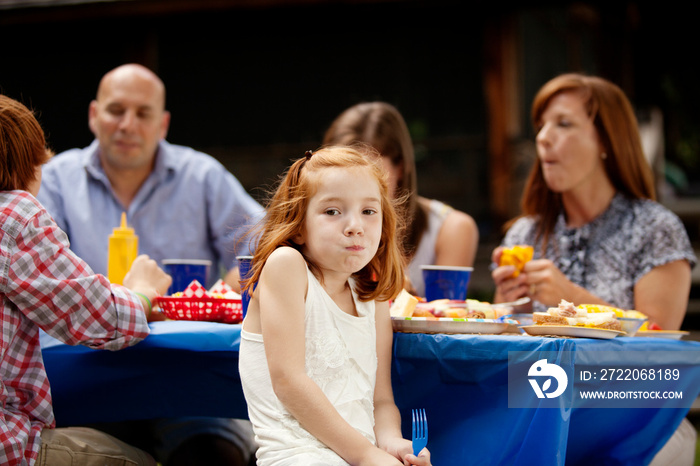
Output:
top-left (244, 145), bottom-right (407, 302)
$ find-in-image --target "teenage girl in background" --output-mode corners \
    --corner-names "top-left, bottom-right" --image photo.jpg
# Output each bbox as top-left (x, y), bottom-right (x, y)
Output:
top-left (323, 102), bottom-right (478, 297)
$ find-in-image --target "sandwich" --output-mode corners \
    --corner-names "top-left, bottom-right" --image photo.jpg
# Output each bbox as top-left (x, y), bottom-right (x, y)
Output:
top-left (390, 292), bottom-right (496, 320)
top-left (533, 299), bottom-right (622, 331)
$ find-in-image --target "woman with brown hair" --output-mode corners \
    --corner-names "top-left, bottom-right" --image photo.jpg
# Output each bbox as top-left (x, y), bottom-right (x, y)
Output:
top-left (491, 73), bottom-right (695, 330)
top-left (323, 102), bottom-right (479, 297)
top-left (492, 72), bottom-right (696, 465)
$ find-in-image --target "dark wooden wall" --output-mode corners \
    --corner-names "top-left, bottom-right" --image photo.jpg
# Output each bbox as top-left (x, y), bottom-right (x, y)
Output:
top-left (1, 1), bottom-right (696, 242)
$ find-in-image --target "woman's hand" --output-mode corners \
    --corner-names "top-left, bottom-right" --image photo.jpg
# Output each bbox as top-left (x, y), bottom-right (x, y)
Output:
top-left (491, 246), bottom-right (529, 303)
top-left (522, 259), bottom-right (600, 307)
top-left (520, 259), bottom-right (571, 307)
top-left (492, 247), bottom-right (594, 307)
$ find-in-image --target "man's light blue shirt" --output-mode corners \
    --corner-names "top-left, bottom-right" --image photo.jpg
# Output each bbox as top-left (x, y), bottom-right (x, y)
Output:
top-left (38, 139), bottom-right (264, 287)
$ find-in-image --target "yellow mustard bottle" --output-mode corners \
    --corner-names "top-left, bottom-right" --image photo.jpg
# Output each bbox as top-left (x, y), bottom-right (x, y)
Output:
top-left (107, 212), bottom-right (138, 285)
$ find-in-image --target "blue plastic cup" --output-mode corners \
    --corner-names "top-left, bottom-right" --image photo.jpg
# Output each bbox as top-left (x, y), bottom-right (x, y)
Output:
top-left (162, 259), bottom-right (212, 295)
top-left (421, 265), bottom-right (473, 301)
top-left (236, 255), bottom-right (253, 318)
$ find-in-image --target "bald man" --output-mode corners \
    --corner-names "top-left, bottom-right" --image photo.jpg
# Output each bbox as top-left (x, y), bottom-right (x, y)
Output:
top-left (88, 64), bottom-right (171, 207)
top-left (40, 64), bottom-right (263, 292)
top-left (38, 64), bottom-right (261, 466)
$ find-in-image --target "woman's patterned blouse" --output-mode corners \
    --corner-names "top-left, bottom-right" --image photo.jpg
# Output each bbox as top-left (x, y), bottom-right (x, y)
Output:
top-left (502, 193), bottom-right (697, 313)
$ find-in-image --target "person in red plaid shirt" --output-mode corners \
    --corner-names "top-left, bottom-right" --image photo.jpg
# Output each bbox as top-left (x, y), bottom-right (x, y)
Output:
top-left (1, 94), bottom-right (171, 465)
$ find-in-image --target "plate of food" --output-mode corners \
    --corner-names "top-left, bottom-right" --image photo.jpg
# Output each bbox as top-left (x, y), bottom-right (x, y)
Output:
top-left (576, 305), bottom-right (648, 336)
top-left (388, 289), bottom-right (520, 334)
top-left (521, 299), bottom-right (629, 339)
top-left (520, 325), bottom-right (624, 339)
top-left (392, 316), bottom-right (519, 335)
top-left (635, 330), bottom-right (689, 340)
top-left (389, 289), bottom-right (501, 319)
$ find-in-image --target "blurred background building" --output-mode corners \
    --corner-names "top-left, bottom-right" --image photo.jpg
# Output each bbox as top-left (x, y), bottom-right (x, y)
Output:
top-left (2, 0), bottom-right (698, 315)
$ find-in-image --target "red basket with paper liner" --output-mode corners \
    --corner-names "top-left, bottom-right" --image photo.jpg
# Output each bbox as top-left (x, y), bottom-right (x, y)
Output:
top-left (155, 280), bottom-right (243, 324)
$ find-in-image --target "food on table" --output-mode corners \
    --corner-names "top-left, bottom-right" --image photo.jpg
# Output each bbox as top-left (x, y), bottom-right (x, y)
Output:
top-left (621, 309), bottom-right (647, 319)
top-left (578, 303), bottom-right (621, 315)
top-left (207, 279), bottom-right (242, 299)
top-left (590, 307), bottom-right (653, 330)
top-left (433, 300), bottom-right (470, 318)
top-left (499, 245), bottom-right (534, 277)
top-left (533, 299), bottom-right (622, 331)
top-left (156, 279), bottom-right (243, 324)
top-left (390, 289), bottom-right (419, 317)
top-left (640, 321), bottom-right (662, 331)
top-left (580, 305), bottom-right (650, 333)
top-left (411, 306), bottom-right (438, 320)
top-left (391, 295), bottom-right (496, 319)
top-left (167, 279), bottom-right (241, 299)
top-left (579, 304), bottom-right (646, 319)
top-left (465, 299), bottom-right (496, 319)
top-left (420, 299), bottom-right (496, 319)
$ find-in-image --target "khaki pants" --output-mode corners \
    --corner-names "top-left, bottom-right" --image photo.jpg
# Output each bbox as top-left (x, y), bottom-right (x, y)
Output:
top-left (650, 417), bottom-right (697, 466)
top-left (37, 427), bottom-right (156, 466)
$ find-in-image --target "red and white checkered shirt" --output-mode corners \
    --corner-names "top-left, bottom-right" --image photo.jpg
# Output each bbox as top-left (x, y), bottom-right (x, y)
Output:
top-left (1, 191), bottom-right (150, 465)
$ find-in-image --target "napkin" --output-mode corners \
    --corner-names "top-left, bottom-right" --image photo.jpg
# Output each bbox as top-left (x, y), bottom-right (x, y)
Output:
top-left (208, 279), bottom-right (241, 299)
top-left (182, 280), bottom-right (209, 298)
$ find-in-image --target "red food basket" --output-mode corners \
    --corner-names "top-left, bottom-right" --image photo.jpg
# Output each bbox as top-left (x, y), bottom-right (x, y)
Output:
top-left (155, 296), bottom-right (243, 324)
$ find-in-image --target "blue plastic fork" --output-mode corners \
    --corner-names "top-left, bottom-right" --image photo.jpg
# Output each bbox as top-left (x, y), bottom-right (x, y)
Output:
top-left (411, 408), bottom-right (428, 456)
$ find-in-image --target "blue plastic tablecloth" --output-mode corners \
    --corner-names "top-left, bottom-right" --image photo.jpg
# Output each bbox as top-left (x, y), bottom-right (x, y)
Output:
top-left (391, 332), bottom-right (700, 466)
top-left (41, 322), bottom-right (700, 465)
top-left (41, 321), bottom-right (249, 423)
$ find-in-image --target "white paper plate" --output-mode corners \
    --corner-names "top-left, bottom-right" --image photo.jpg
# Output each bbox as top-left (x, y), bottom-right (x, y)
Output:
top-left (391, 317), bottom-right (517, 335)
top-left (519, 325), bottom-right (625, 340)
top-left (635, 330), bottom-right (689, 340)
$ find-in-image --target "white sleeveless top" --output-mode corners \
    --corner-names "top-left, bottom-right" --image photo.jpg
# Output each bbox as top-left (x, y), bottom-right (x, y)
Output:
top-left (239, 266), bottom-right (377, 465)
top-left (407, 199), bottom-right (453, 297)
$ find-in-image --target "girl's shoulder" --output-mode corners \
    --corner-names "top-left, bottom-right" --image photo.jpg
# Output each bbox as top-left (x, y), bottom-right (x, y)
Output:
top-left (262, 247), bottom-right (308, 282)
top-left (266, 246), bottom-right (306, 269)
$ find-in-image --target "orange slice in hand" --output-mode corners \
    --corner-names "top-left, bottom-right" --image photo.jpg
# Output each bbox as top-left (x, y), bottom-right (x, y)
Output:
top-left (500, 245), bottom-right (534, 278)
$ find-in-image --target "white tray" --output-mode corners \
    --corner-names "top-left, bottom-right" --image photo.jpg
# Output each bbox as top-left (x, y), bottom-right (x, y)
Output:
top-left (520, 325), bottom-right (625, 340)
top-left (391, 317), bottom-right (517, 335)
top-left (635, 330), bottom-right (689, 340)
